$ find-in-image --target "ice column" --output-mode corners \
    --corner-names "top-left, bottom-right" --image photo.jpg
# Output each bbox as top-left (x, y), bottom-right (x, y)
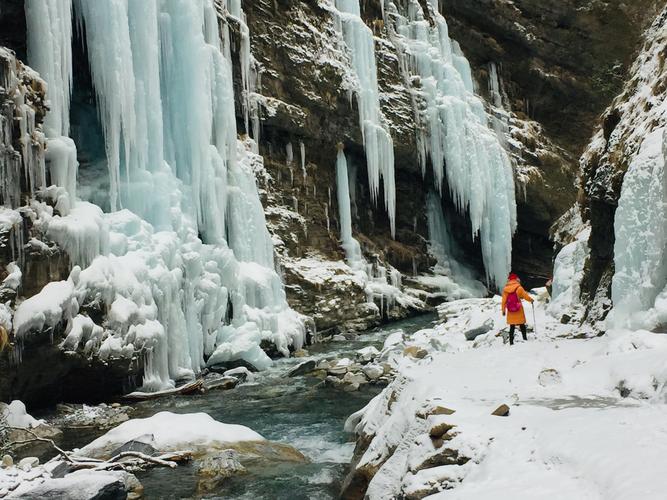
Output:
top-left (227, 1), bottom-right (256, 138)
top-left (384, 0), bottom-right (516, 288)
top-left (333, 0), bottom-right (396, 237)
top-left (609, 129), bottom-right (667, 329)
top-left (336, 146), bottom-right (364, 269)
top-left (25, 0), bottom-right (78, 205)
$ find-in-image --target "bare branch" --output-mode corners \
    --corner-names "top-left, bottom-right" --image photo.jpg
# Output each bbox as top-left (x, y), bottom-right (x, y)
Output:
top-left (7, 426), bottom-right (73, 463)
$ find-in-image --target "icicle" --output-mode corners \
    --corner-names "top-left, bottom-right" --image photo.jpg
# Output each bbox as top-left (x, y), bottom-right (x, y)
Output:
top-left (333, 0), bottom-right (396, 237)
top-left (228, 0), bottom-right (253, 135)
top-left (426, 191), bottom-right (486, 296)
top-left (23, 0), bottom-right (72, 210)
top-left (299, 140), bottom-right (306, 180)
top-left (335, 146), bottom-right (364, 269)
top-left (325, 203), bottom-right (330, 232)
top-left (286, 141), bottom-right (293, 165)
top-left (488, 62), bottom-right (503, 108)
top-left (25, 0), bottom-right (73, 138)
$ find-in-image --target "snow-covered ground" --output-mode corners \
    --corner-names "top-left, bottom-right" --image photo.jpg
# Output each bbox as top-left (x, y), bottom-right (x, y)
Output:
top-left (345, 294), bottom-right (667, 499)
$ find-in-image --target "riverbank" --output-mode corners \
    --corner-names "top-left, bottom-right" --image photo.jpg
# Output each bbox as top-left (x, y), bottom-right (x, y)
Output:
top-left (342, 295), bottom-right (667, 499)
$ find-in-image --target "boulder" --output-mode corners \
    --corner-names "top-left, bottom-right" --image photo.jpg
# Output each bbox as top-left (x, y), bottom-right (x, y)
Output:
top-left (223, 367), bottom-right (253, 383)
top-left (403, 346), bottom-right (429, 359)
top-left (327, 365), bottom-right (348, 376)
top-left (196, 450), bottom-right (246, 493)
top-left (464, 318), bottom-right (494, 341)
top-left (416, 406), bottom-right (456, 419)
top-left (324, 376), bottom-right (343, 388)
top-left (429, 422), bottom-right (455, 439)
top-left (316, 359), bottom-right (331, 370)
top-left (204, 376), bottom-right (239, 391)
top-left (356, 346), bottom-right (380, 362)
top-left (75, 412), bottom-right (308, 465)
top-left (286, 360), bottom-right (317, 377)
top-left (18, 456), bottom-right (38, 471)
top-left (342, 372), bottom-right (368, 387)
top-left (492, 404), bottom-right (510, 417)
top-left (9, 470), bottom-right (143, 499)
top-left (362, 364), bottom-right (384, 380)
top-left (109, 437), bottom-right (158, 458)
top-left (2, 454), bottom-right (13, 468)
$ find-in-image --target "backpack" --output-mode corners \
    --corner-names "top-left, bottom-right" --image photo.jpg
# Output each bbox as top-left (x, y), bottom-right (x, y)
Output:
top-left (506, 287), bottom-right (522, 313)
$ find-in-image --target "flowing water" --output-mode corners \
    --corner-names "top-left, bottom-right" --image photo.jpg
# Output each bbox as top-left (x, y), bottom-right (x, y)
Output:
top-left (58, 313), bottom-right (438, 499)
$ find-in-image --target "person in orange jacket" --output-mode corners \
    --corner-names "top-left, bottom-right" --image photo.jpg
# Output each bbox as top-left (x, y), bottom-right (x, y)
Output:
top-left (501, 272), bottom-right (534, 345)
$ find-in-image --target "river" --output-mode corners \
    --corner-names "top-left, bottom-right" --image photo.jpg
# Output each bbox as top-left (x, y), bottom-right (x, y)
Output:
top-left (56, 313), bottom-right (438, 499)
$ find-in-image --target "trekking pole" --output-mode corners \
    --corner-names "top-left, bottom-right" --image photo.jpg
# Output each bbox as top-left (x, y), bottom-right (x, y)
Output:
top-left (532, 303), bottom-right (538, 336)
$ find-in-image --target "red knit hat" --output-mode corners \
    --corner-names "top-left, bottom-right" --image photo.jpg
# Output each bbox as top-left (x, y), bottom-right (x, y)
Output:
top-left (508, 272), bottom-right (519, 281)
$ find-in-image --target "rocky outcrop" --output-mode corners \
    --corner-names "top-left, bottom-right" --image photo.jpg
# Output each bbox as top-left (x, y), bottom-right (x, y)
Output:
top-left (442, 0), bottom-right (662, 154)
top-left (560, 6), bottom-right (667, 323)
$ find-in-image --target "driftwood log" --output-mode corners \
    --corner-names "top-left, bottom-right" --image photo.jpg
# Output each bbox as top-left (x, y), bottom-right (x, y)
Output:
top-left (121, 379), bottom-right (205, 401)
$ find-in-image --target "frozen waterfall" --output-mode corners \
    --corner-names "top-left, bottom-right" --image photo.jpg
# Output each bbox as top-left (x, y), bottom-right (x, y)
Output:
top-left (20, 0), bottom-right (306, 390)
top-left (332, 0), bottom-right (397, 237)
top-left (335, 146), bottom-right (420, 315)
top-left (384, 0), bottom-right (517, 289)
top-left (608, 129), bottom-right (667, 330)
top-left (426, 193), bottom-right (486, 298)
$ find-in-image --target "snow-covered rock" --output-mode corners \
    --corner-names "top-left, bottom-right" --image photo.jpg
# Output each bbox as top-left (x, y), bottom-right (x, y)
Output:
top-left (8, 470), bottom-right (142, 499)
top-left (75, 411), bottom-right (306, 466)
top-left (76, 412), bottom-right (263, 459)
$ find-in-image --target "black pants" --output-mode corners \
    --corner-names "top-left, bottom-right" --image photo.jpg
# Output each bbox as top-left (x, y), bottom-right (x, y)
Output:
top-left (509, 324), bottom-right (527, 345)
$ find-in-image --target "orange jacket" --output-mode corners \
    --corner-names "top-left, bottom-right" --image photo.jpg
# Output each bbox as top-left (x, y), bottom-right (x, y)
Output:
top-left (501, 279), bottom-right (534, 325)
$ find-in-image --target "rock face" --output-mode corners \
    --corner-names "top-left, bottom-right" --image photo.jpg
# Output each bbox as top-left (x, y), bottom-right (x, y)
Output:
top-left (237, 0), bottom-right (659, 296)
top-left (441, 0), bottom-right (662, 153)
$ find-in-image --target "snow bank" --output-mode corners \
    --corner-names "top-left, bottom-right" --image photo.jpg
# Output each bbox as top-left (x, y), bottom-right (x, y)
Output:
top-left (345, 296), bottom-right (667, 498)
top-left (77, 411), bottom-right (264, 458)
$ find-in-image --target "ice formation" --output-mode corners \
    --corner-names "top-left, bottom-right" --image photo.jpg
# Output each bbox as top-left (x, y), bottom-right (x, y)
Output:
top-left (335, 147), bottom-right (364, 270)
top-left (548, 224), bottom-right (591, 318)
top-left (335, 147), bottom-right (420, 314)
top-left (383, 0), bottom-right (517, 288)
top-left (425, 192), bottom-right (486, 298)
top-left (332, 0), bottom-right (397, 237)
top-left (16, 0), bottom-right (306, 390)
top-left (609, 129), bottom-right (667, 329)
